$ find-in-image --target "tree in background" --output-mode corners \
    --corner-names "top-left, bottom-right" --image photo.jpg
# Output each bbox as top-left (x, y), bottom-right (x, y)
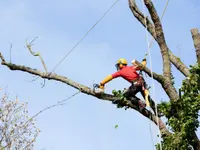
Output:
top-left (0, 90), bottom-right (39, 150)
top-left (0, 0), bottom-right (199, 149)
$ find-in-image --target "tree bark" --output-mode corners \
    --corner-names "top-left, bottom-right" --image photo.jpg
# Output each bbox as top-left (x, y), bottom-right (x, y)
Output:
top-left (191, 28), bottom-right (200, 63)
top-left (191, 132), bottom-right (200, 150)
top-left (128, 0), bottom-right (199, 148)
top-left (128, 0), bottom-right (190, 77)
top-left (168, 50), bottom-right (190, 76)
top-left (144, 0), bottom-right (171, 82)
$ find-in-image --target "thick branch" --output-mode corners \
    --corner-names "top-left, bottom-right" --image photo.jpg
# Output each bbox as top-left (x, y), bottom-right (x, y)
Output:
top-left (134, 60), bottom-right (179, 101)
top-left (168, 50), bottom-right (190, 76)
top-left (128, 0), bottom-right (190, 77)
top-left (191, 28), bottom-right (200, 63)
top-left (0, 52), bottom-right (170, 136)
top-left (128, 0), bottom-right (156, 38)
top-left (143, 0), bottom-right (171, 82)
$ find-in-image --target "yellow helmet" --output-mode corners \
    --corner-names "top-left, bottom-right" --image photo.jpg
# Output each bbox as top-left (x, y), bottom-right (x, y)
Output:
top-left (116, 58), bottom-right (128, 65)
top-left (115, 58), bottom-right (127, 70)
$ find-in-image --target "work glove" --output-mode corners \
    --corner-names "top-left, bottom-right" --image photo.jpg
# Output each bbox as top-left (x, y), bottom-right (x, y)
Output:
top-left (99, 83), bottom-right (105, 90)
top-left (93, 83), bottom-right (104, 94)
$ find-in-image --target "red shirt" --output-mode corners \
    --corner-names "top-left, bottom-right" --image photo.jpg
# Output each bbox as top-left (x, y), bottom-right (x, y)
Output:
top-left (111, 66), bottom-right (140, 83)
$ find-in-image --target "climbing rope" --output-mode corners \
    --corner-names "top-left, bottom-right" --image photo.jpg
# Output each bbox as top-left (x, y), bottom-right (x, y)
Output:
top-left (141, 1), bottom-right (157, 149)
top-left (50, 0), bottom-right (119, 74)
top-left (141, 0), bottom-right (169, 149)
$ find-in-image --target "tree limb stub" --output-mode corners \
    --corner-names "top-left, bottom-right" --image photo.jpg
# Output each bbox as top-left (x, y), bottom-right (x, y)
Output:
top-left (128, 0), bottom-right (190, 77)
top-left (191, 28), bottom-right (200, 63)
top-left (0, 52), bottom-right (170, 136)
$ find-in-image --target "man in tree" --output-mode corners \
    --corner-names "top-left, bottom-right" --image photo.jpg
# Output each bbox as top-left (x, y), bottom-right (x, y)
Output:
top-left (97, 58), bottom-right (156, 113)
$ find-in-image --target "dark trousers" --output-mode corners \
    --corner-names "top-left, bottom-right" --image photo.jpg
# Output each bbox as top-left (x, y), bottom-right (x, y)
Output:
top-left (123, 76), bottom-right (156, 112)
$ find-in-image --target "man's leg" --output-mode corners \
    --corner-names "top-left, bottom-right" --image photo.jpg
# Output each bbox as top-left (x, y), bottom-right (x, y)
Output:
top-left (135, 76), bottom-right (155, 112)
top-left (140, 80), bottom-right (156, 113)
top-left (123, 84), bottom-right (146, 110)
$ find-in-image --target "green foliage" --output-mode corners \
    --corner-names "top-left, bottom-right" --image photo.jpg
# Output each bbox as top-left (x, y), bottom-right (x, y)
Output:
top-left (114, 124), bottom-right (118, 129)
top-left (112, 89), bottom-right (129, 109)
top-left (157, 63), bottom-right (200, 150)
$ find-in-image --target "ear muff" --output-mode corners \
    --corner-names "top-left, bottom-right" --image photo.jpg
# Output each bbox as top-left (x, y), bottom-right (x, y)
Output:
top-left (115, 63), bottom-right (120, 71)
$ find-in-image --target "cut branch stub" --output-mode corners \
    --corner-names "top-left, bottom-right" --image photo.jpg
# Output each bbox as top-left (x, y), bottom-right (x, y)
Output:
top-left (191, 28), bottom-right (200, 63)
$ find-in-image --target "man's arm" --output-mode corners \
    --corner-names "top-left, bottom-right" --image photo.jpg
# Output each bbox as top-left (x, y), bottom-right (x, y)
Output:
top-left (99, 72), bottom-right (121, 89)
top-left (132, 58), bottom-right (147, 70)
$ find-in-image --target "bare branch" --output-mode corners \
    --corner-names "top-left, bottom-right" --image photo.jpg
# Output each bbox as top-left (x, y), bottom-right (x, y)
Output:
top-left (169, 50), bottom-right (190, 76)
top-left (26, 37), bottom-right (48, 72)
top-left (9, 43), bottom-right (12, 63)
top-left (191, 28), bottom-right (200, 63)
top-left (128, 0), bottom-right (156, 38)
top-left (0, 52), bottom-right (170, 136)
top-left (24, 91), bottom-right (80, 126)
top-left (0, 52), bottom-right (6, 63)
top-left (128, 0), bottom-right (190, 77)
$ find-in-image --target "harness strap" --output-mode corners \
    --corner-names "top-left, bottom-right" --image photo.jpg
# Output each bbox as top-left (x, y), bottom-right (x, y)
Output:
top-left (131, 76), bottom-right (146, 91)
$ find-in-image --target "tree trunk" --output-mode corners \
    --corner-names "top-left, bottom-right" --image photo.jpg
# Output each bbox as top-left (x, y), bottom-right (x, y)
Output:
top-left (192, 133), bottom-right (200, 150)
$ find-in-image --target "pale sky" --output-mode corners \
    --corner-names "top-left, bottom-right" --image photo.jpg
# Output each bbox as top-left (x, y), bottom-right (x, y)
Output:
top-left (0, 0), bottom-right (200, 150)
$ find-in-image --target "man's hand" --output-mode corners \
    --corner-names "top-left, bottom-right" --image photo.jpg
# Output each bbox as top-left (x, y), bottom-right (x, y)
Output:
top-left (99, 84), bottom-right (104, 90)
top-left (93, 83), bottom-right (105, 94)
top-left (97, 83), bottom-right (105, 93)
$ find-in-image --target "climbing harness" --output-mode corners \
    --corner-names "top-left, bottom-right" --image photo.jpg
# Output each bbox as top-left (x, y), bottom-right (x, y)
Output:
top-left (50, 0), bottom-right (119, 74)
